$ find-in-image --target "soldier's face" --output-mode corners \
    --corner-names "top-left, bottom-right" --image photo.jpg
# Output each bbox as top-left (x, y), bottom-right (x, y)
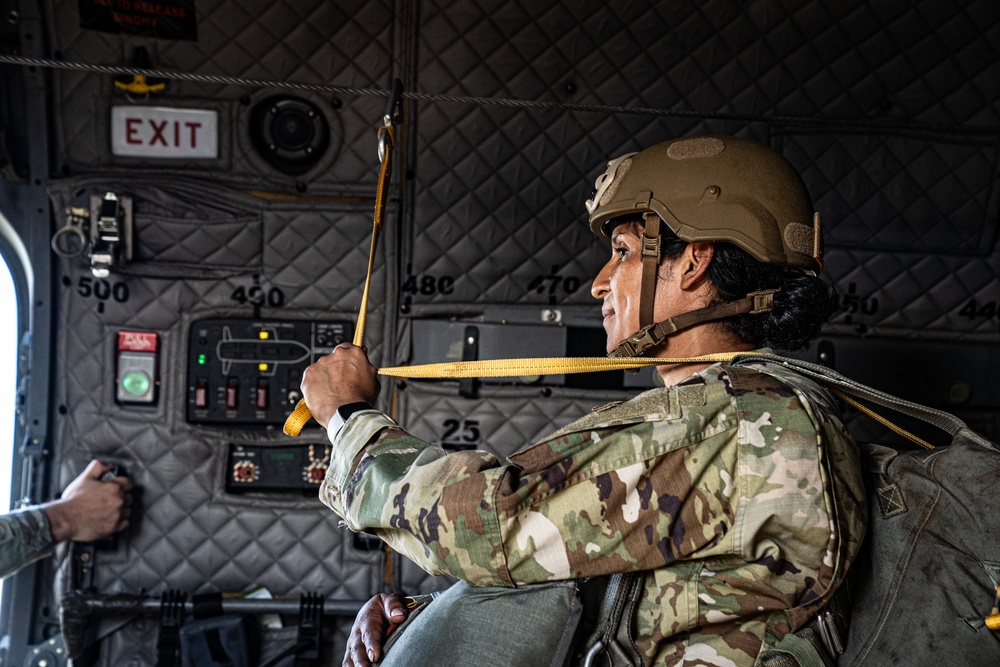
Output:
top-left (591, 221), bottom-right (681, 353)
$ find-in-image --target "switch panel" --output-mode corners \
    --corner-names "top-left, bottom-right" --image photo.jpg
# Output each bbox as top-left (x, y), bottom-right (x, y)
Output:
top-left (116, 331), bottom-right (158, 405)
top-left (186, 318), bottom-right (353, 426)
top-left (226, 443), bottom-right (331, 493)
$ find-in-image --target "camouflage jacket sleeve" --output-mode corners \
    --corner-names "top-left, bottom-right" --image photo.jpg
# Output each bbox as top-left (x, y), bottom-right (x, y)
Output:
top-left (319, 364), bottom-right (862, 592)
top-left (0, 507), bottom-right (55, 579)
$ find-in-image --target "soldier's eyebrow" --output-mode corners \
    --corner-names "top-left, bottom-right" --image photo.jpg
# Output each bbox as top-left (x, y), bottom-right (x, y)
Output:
top-left (611, 230), bottom-right (635, 244)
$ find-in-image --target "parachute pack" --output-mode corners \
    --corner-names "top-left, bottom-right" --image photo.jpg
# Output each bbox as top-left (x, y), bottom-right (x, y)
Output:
top-left (739, 354), bottom-right (1000, 667)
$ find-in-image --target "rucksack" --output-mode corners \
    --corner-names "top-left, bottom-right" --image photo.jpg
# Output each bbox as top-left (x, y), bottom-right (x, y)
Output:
top-left (736, 353), bottom-right (1000, 666)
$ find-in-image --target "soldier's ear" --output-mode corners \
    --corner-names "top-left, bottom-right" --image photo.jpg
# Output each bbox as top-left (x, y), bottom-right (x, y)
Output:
top-left (678, 242), bottom-right (714, 290)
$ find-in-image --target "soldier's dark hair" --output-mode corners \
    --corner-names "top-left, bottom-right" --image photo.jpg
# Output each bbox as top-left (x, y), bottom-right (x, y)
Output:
top-left (621, 218), bottom-right (835, 351)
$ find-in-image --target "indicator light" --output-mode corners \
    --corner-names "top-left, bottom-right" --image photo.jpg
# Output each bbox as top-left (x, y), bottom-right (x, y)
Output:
top-left (259, 363), bottom-right (268, 372)
top-left (259, 331), bottom-right (269, 339)
top-left (198, 353), bottom-right (207, 365)
top-left (122, 371), bottom-right (150, 396)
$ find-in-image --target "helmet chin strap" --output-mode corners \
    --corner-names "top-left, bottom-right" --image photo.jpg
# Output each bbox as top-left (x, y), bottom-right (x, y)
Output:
top-left (613, 210), bottom-right (778, 359)
top-left (608, 211), bottom-right (778, 357)
top-left (639, 211), bottom-right (662, 329)
top-left (610, 290), bottom-right (778, 358)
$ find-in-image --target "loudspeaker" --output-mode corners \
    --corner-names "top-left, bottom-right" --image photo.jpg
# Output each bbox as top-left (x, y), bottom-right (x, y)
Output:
top-left (249, 96), bottom-right (330, 175)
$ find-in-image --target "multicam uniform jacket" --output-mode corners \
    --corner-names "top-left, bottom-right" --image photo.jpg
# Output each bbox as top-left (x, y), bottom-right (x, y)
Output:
top-left (0, 507), bottom-right (54, 579)
top-left (320, 359), bottom-right (866, 666)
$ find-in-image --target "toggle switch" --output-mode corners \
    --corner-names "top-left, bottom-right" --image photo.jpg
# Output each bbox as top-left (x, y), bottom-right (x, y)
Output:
top-left (256, 380), bottom-right (269, 410)
top-left (116, 331), bottom-right (158, 405)
top-left (226, 379), bottom-right (239, 409)
top-left (195, 380), bottom-right (208, 408)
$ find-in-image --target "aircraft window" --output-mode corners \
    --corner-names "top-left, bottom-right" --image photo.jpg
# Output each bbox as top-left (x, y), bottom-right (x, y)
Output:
top-left (0, 255), bottom-right (15, 597)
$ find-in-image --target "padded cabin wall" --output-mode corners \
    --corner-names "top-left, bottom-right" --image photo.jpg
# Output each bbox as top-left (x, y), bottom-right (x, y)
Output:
top-left (24, 0), bottom-right (1000, 663)
top-left (40, 2), bottom-right (404, 661)
top-left (46, 0), bottom-right (395, 193)
top-left (46, 183), bottom-right (395, 662)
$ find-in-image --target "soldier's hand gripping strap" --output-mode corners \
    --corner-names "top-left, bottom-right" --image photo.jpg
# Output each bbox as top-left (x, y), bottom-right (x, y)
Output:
top-left (611, 289), bottom-right (777, 358)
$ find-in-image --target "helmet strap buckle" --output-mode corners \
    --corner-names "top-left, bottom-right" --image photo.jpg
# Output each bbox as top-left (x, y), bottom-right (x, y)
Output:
top-left (640, 211), bottom-right (661, 259)
top-left (640, 235), bottom-right (660, 258)
top-left (611, 321), bottom-right (672, 359)
top-left (748, 289), bottom-right (777, 314)
top-left (639, 212), bottom-right (662, 328)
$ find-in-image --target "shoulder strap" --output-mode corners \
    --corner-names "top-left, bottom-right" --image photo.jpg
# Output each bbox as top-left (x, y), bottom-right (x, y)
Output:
top-left (730, 353), bottom-right (991, 446)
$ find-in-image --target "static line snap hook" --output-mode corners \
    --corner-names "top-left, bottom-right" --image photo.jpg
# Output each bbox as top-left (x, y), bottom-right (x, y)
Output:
top-left (581, 639), bottom-right (606, 667)
top-left (383, 78), bottom-right (404, 128)
top-left (377, 127), bottom-right (392, 163)
top-left (377, 78), bottom-right (404, 162)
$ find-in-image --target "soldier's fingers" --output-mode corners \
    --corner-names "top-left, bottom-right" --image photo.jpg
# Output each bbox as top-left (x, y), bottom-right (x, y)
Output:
top-left (345, 633), bottom-right (371, 667)
top-left (382, 594), bottom-right (406, 624)
top-left (83, 459), bottom-right (108, 479)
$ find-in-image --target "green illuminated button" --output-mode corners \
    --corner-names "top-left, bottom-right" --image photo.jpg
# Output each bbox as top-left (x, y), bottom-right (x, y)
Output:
top-left (122, 371), bottom-right (151, 396)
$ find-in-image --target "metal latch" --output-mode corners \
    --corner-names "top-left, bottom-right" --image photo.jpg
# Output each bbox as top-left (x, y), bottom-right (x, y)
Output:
top-left (460, 325), bottom-right (479, 398)
top-left (51, 191), bottom-right (133, 277)
top-left (90, 192), bottom-right (132, 278)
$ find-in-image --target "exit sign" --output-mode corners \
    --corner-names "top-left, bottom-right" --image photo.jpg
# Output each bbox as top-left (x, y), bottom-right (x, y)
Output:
top-left (111, 106), bottom-right (218, 159)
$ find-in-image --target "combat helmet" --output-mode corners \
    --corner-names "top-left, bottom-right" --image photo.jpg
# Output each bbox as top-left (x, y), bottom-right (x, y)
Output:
top-left (585, 135), bottom-right (823, 357)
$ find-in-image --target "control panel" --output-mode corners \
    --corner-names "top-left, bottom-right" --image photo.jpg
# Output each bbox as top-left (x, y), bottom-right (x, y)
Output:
top-left (226, 443), bottom-right (331, 493)
top-left (186, 318), bottom-right (353, 425)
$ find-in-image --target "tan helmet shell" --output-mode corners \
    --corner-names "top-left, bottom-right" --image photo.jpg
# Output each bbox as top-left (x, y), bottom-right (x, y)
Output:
top-left (586, 135), bottom-right (822, 273)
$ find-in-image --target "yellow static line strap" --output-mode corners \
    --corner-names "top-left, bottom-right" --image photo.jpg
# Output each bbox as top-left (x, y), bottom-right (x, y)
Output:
top-left (377, 354), bottom-right (738, 378)
top-left (282, 353), bottom-right (738, 436)
top-left (284, 84), bottom-right (401, 438)
top-left (833, 390), bottom-right (934, 450)
top-left (987, 613), bottom-right (1000, 632)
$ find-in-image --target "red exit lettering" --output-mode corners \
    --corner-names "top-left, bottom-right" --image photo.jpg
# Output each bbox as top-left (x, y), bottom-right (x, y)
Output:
top-left (125, 117), bottom-right (204, 148)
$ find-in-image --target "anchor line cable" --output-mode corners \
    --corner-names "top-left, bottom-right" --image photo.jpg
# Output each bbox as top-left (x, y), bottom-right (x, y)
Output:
top-left (1, 54), bottom-right (998, 135)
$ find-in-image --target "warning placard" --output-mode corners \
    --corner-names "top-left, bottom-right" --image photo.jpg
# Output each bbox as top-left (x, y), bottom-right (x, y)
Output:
top-left (78, 0), bottom-right (198, 41)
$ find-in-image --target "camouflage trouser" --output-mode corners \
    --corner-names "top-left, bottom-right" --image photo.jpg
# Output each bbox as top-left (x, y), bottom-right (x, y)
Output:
top-left (757, 588), bottom-right (849, 667)
top-left (757, 625), bottom-right (834, 667)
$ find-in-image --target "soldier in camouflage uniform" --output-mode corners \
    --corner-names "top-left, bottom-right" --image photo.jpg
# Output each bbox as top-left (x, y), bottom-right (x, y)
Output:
top-left (0, 459), bottom-right (132, 579)
top-left (302, 135), bottom-right (866, 666)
